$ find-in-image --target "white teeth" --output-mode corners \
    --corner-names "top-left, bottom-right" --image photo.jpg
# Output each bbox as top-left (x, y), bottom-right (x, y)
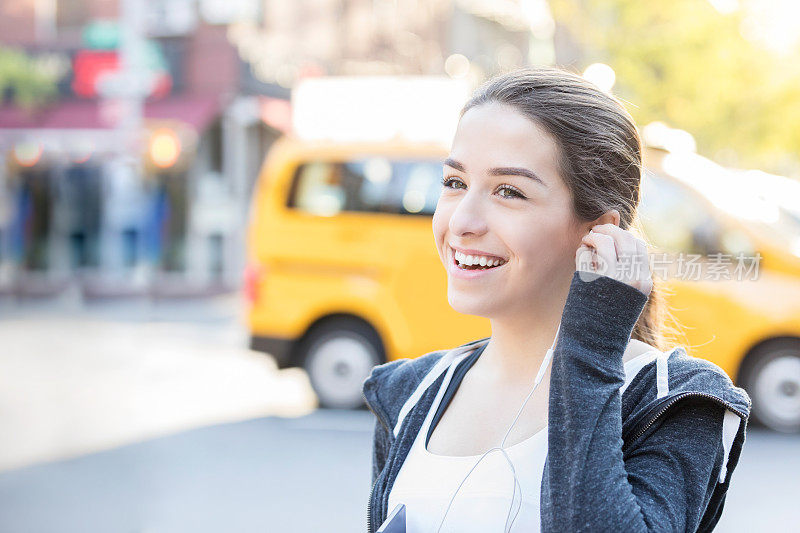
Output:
top-left (453, 249), bottom-right (506, 267)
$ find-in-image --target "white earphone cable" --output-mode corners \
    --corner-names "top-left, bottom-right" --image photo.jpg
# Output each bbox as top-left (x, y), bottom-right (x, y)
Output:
top-left (434, 322), bottom-right (560, 533)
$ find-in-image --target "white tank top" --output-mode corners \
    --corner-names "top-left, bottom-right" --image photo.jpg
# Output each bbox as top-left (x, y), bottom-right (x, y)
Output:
top-left (387, 347), bottom-right (661, 533)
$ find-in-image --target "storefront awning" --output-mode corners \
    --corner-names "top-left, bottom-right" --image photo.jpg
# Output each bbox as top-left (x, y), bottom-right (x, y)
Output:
top-left (0, 95), bottom-right (222, 132)
top-left (144, 95), bottom-right (221, 131)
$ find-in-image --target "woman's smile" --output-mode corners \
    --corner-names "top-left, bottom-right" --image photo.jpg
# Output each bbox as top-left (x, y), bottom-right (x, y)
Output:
top-left (447, 245), bottom-right (509, 280)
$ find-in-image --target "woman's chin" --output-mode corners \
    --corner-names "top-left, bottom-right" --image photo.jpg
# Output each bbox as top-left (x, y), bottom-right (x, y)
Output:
top-left (447, 292), bottom-right (501, 318)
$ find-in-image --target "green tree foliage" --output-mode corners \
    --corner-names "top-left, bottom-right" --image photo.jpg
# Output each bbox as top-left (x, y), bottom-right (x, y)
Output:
top-left (550, 0), bottom-right (800, 175)
top-left (0, 46), bottom-right (59, 110)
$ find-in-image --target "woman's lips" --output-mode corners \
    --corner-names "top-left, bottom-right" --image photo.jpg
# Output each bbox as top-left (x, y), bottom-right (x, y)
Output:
top-left (448, 248), bottom-right (507, 280)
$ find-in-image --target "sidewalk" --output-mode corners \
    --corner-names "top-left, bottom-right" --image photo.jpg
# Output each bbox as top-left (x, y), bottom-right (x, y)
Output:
top-left (0, 295), bottom-right (316, 471)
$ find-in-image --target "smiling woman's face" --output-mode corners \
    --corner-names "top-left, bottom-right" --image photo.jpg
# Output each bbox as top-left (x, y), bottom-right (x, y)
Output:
top-left (433, 101), bottom-right (586, 319)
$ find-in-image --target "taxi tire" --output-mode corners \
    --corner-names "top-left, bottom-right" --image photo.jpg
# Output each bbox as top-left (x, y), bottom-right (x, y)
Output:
top-left (298, 319), bottom-right (385, 410)
top-left (739, 339), bottom-right (800, 433)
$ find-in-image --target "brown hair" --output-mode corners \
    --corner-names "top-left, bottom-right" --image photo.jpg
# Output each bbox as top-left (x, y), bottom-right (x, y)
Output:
top-left (460, 66), bottom-right (680, 351)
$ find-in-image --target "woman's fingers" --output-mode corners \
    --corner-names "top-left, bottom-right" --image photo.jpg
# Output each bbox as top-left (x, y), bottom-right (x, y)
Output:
top-left (575, 243), bottom-right (597, 273)
top-left (591, 224), bottom-right (637, 261)
top-left (581, 231), bottom-right (617, 277)
top-left (577, 223), bottom-right (653, 297)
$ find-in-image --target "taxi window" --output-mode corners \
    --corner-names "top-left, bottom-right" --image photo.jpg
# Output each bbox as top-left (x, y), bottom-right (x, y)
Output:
top-left (381, 159), bottom-right (442, 215)
top-left (286, 162), bottom-right (345, 216)
top-left (640, 170), bottom-right (726, 255)
top-left (287, 158), bottom-right (442, 216)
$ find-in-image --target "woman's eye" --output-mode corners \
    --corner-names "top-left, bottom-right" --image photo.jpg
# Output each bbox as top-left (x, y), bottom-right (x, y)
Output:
top-left (497, 185), bottom-right (526, 199)
top-left (440, 176), bottom-right (465, 189)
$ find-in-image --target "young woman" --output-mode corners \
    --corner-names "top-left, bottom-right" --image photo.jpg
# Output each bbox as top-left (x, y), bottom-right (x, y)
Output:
top-left (363, 66), bottom-right (751, 533)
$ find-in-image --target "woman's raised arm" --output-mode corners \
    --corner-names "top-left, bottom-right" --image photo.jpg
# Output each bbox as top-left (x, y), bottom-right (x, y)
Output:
top-left (541, 271), bottom-right (726, 532)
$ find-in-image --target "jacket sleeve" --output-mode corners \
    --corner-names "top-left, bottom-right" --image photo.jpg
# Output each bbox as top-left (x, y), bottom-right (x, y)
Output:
top-left (541, 271), bottom-right (726, 532)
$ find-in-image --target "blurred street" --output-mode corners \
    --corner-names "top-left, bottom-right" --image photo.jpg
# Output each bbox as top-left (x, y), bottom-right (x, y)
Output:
top-left (0, 410), bottom-right (374, 533)
top-left (0, 297), bottom-right (797, 532)
top-left (0, 293), bottom-right (316, 472)
top-left (2, 1), bottom-right (800, 531)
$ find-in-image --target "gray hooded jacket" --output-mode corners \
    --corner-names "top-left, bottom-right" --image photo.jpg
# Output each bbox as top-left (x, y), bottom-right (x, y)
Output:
top-left (362, 271), bottom-right (751, 532)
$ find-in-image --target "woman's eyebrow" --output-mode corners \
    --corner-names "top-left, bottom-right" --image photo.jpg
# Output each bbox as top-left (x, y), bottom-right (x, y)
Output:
top-left (443, 157), bottom-right (467, 172)
top-left (443, 157), bottom-right (548, 188)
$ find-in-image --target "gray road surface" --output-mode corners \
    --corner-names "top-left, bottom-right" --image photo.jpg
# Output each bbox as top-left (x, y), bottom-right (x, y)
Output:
top-left (0, 296), bottom-right (796, 532)
top-left (0, 411), bottom-right (797, 532)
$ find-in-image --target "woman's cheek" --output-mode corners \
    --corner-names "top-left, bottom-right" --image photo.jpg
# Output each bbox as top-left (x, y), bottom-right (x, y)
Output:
top-left (431, 208), bottom-right (449, 261)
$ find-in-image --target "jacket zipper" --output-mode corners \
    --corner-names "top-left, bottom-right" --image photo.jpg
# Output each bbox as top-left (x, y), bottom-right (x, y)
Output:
top-left (363, 388), bottom-right (391, 533)
top-left (623, 391), bottom-right (747, 453)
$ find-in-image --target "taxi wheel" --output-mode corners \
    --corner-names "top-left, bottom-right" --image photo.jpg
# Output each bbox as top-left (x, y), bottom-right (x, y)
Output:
top-left (740, 339), bottom-right (800, 433)
top-left (299, 320), bottom-right (385, 410)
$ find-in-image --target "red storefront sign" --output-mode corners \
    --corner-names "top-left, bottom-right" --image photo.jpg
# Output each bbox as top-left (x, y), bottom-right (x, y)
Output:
top-left (72, 50), bottom-right (119, 98)
top-left (71, 49), bottom-right (171, 99)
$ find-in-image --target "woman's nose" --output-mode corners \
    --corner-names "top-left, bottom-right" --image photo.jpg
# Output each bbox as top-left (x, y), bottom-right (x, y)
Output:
top-left (448, 192), bottom-right (489, 237)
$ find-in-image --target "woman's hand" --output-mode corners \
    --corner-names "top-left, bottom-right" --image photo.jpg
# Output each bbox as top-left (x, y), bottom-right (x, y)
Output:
top-left (575, 223), bottom-right (653, 297)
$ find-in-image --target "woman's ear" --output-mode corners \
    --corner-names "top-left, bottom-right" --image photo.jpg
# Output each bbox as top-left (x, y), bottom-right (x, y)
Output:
top-left (586, 209), bottom-right (621, 233)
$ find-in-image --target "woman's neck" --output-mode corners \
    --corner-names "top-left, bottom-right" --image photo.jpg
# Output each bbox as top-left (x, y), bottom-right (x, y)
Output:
top-left (475, 312), bottom-right (656, 387)
top-left (477, 312), bottom-right (563, 387)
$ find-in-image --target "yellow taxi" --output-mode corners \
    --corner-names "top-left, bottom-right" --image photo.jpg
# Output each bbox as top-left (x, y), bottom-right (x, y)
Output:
top-left (245, 136), bottom-right (800, 433)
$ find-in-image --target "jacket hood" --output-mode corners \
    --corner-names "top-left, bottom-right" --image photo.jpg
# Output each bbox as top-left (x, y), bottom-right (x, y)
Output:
top-left (661, 346), bottom-right (751, 417)
top-left (361, 341), bottom-right (475, 435)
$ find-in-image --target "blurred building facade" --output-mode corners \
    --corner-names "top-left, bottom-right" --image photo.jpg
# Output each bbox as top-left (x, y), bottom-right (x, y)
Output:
top-left (0, 0), bottom-right (555, 299)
